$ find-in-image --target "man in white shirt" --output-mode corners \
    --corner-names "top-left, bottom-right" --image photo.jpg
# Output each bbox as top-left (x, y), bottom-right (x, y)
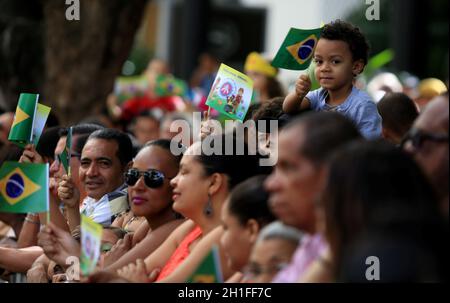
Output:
top-left (59, 128), bottom-right (133, 228)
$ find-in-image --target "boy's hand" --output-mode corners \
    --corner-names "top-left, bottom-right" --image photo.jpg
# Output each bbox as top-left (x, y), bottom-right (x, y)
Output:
top-left (57, 175), bottom-right (80, 209)
top-left (295, 74), bottom-right (311, 100)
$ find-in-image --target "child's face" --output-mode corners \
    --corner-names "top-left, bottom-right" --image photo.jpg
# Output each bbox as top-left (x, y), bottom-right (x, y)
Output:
top-left (313, 38), bottom-right (363, 92)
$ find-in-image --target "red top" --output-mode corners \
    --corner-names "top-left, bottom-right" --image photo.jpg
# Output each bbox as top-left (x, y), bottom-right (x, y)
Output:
top-left (156, 225), bottom-right (203, 281)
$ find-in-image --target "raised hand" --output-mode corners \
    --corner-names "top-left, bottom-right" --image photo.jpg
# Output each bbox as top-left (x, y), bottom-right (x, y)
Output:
top-left (57, 174), bottom-right (80, 209)
top-left (19, 144), bottom-right (44, 164)
top-left (295, 74), bottom-right (312, 100)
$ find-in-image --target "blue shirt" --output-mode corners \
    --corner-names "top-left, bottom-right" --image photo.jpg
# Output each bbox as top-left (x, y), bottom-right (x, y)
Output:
top-left (306, 87), bottom-right (382, 139)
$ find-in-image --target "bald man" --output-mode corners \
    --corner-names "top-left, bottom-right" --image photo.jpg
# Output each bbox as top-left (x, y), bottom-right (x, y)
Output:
top-left (403, 93), bottom-right (449, 217)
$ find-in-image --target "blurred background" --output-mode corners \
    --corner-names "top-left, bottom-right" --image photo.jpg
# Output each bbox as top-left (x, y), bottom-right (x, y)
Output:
top-left (0, 0), bottom-right (448, 125)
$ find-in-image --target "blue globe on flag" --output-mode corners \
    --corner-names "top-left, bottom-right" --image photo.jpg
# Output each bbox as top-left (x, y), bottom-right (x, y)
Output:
top-left (6, 173), bottom-right (25, 199)
top-left (298, 38), bottom-right (316, 61)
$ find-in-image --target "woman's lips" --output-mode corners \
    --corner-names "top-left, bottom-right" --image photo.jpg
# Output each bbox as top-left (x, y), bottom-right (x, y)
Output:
top-left (132, 197), bottom-right (147, 205)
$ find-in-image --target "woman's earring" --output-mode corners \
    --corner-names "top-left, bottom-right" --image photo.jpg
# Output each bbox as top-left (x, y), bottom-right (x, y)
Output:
top-left (204, 195), bottom-right (213, 217)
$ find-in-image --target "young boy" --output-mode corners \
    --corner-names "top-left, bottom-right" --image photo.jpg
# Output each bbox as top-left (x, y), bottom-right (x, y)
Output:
top-left (283, 20), bottom-right (382, 139)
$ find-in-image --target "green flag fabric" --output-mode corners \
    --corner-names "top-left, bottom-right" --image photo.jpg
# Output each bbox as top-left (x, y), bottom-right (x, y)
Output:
top-left (186, 245), bottom-right (223, 283)
top-left (272, 27), bottom-right (322, 70)
top-left (205, 63), bottom-right (254, 122)
top-left (59, 126), bottom-right (73, 175)
top-left (155, 74), bottom-right (188, 97)
top-left (8, 93), bottom-right (39, 147)
top-left (0, 162), bottom-right (49, 213)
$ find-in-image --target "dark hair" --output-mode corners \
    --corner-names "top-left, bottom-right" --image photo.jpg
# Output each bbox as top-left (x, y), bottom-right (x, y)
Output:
top-left (252, 97), bottom-right (284, 134)
top-left (196, 133), bottom-right (267, 190)
top-left (143, 139), bottom-right (185, 165)
top-left (59, 123), bottom-right (104, 137)
top-left (285, 111), bottom-right (362, 166)
top-left (228, 175), bottom-right (276, 228)
top-left (36, 126), bottom-right (61, 160)
top-left (87, 129), bottom-right (133, 166)
top-left (377, 92), bottom-right (418, 137)
top-left (323, 140), bottom-right (447, 281)
top-left (74, 134), bottom-right (90, 155)
top-left (321, 20), bottom-right (370, 68)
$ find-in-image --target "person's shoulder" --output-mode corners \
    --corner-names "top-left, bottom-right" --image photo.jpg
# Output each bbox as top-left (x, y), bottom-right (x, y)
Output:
top-left (171, 219), bottom-right (197, 244)
top-left (351, 87), bottom-right (376, 104)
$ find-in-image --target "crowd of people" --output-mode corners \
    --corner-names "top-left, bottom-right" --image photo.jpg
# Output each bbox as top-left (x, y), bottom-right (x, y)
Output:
top-left (0, 20), bottom-right (448, 283)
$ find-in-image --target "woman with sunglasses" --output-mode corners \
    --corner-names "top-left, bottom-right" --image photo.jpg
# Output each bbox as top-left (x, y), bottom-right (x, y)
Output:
top-left (97, 133), bottom-right (266, 283)
top-left (99, 139), bottom-right (186, 272)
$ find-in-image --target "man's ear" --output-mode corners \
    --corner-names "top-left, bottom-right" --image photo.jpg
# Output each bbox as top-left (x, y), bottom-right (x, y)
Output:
top-left (352, 59), bottom-right (365, 76)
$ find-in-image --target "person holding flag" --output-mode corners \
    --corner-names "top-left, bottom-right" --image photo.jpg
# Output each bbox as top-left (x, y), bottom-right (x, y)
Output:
top-left (280, 20), bottom-right (381, 139)
top-left (244, 52), bottom-right (285, 103)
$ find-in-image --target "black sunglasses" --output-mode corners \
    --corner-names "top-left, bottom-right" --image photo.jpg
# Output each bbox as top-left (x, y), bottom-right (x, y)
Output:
top-left (125, 168), bottom-right (171, 188)
top-left (400, 128), bottom-right (449, 150)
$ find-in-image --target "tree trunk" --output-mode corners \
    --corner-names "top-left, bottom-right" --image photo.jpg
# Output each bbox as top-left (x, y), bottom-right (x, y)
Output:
top-left (43, 0), bottom-right (148, 125)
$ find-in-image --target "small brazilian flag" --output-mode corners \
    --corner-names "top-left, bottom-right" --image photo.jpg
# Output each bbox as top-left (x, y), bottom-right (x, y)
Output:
top-left (155, 74), bottom-right (188, 97)
top-left (58, 126), bottom-right (72, 175)
top-left (8, 93), bottom-right (39, 147)
top-left (186, 245), bottom-right (223, 283)
top-left (8, 93), bottom-right (51, 148)
top-left (272, 27), bottom-right (322, 70)
top-left (0, 162), bottom-right (49, 213)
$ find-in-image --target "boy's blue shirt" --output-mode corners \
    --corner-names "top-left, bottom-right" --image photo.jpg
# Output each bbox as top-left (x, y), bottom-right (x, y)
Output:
top-left (306, 86), bottom-right (382, 139)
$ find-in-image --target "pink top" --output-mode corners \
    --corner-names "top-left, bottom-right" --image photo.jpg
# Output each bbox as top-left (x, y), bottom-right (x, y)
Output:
top-left (156, 226), bottom-right (203, 281)
top-left (272, 233), bottom-right (328, 283)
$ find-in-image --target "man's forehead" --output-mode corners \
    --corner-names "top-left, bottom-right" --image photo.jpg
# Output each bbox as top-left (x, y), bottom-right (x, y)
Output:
top-left (279, 127), bottom-right (303, 153)
top-left (82, 138), bottom-right (119, 159)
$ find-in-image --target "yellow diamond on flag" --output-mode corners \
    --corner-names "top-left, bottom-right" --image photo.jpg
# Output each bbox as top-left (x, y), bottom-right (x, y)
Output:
top-left (0, 167), bottom-right (41, 206)
top-left (11, 106), bottom-right (30, 129)
top-left (286, 34), bottom-right (318, 65)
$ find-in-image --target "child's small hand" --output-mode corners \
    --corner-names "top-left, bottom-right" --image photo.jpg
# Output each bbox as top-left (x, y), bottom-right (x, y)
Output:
top-left (295, 74), bottom-right (311, 100)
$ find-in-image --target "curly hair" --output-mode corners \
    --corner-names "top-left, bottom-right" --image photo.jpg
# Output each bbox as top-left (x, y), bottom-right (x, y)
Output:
top-left (321, 20), bottom-right (370, 67)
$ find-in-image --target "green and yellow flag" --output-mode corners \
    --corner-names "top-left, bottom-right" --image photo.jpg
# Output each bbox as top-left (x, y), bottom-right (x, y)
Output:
top-left (0, 162), bottom-right (49, 213)
top-left (8, 93), bottom-right (38, 146)
top-left (8, 93), bottom-right (51, 148)
top-left (58, 126), bottom-right (72, 175)
top-left (155, 74), bottom-right (188, 97)
top-left (186, 245), bottom-right (223, 283)
top-left (80, 215), bottom-right (103, 276)
top-left (272, 27), bottom-right (322, 70)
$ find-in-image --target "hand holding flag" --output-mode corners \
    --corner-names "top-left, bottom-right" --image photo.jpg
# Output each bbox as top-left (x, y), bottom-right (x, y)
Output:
top-left (57, 174), bottom-right (80, 209)
top-left (19, 144), bottom-right (44, 164)
top-left (294, 74), bottom-right (312, 100)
